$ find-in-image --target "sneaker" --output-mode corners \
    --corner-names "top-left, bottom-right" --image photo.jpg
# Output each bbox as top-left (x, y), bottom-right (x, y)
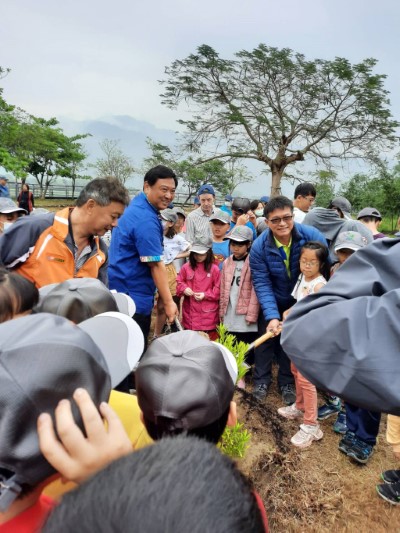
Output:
top-left (333, 412), bottom-right (347, 434)
top-left (317, 401), bottom-right (341, 420)
top-left (277, 403), bottom-right (303, 420)
top-left (281, 384), bottom-right (296, 405)
top-left (253, 383), bottom-right (269, 401)
top-left (381, 469), bottom-right (400, 484)
top-left (347, 438), bottom-right (374, 464)
top-left (338, 431), bottom-right (357, 454)
top-left (291, 424), bottom-right (323, 449)
top-left (237, 378), bottom-right (246, 390)
top-left (376, 481), bottom-right (400, 505)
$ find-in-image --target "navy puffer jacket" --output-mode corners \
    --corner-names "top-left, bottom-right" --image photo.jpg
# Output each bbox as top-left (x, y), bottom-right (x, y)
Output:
top-left (250, 223), bottom-right (328, 321)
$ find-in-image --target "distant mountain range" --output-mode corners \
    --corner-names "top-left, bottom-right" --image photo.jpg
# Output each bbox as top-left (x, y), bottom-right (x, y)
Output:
top-left (59, 114), bottom-right (178, 189)
top-left (58, 114), bottom-right (274, 196)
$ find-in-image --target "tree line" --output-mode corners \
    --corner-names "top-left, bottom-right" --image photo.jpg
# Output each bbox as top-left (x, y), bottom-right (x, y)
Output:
top-left (1, 42), bottom-right (399, 201)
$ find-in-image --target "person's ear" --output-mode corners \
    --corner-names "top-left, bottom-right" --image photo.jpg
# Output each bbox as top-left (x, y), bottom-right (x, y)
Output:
top-left (85, 198), bottom-right (97, 213)
top-left (227, 401), bottom-right (237, 427)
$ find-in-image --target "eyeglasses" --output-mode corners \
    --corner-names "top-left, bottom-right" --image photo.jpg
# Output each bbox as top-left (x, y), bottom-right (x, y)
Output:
top-left (268, 215), bottom-right (294, 225)
top-left (300, 260), bottom-right (319, 267)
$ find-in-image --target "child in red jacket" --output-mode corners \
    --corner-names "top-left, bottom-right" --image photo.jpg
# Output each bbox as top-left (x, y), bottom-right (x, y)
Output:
top-left (176, 238), bottom-right (220, 340)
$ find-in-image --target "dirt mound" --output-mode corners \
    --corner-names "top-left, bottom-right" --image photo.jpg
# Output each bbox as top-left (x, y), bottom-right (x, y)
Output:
top-left (236, 386), bottom-right (400, 532)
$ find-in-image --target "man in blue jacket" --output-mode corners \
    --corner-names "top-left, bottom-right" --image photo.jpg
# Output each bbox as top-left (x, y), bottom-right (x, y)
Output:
top-left (249, 196), bottom-right (327, 403)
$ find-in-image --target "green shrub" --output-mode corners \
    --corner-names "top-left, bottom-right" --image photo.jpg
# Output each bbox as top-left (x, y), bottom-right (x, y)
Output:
top-left (219, 422), bottom-right (251, 458)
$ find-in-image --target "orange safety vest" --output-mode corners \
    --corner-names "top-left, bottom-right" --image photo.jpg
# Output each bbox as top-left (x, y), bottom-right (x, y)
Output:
top-left (17, 207), bottom-right (106, 288)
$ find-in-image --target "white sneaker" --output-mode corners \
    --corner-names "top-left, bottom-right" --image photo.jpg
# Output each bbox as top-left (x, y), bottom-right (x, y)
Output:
top-left (277, 403), bottom-right (303, 420)
top-left (291, 424), bottom-right (323, 448)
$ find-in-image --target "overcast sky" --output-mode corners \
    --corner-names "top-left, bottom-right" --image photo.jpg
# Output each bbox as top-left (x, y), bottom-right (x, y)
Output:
top-left (2, 0), bottom-right (400, 194)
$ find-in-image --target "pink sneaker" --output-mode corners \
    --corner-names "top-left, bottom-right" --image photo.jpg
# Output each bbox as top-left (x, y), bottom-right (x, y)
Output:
top-left (237, 378), bottom-right (246, 390)
top-left (291, 424), bottom-right (323, 448)
top-left (277, 403), bottom-right (303, 420)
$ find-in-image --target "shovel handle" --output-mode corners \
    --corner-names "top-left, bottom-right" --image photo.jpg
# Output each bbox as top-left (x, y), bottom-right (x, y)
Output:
top-left (246, 327), bottom-right (282, 354)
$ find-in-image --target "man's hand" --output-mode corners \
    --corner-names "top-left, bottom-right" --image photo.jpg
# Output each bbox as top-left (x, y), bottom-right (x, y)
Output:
top-left (194, 292), bottom-right (205, 301)
top-left (266, 319), bottom-right (281, 334)
top-left (37, 388), bottom-right (132, 485)
top-left (184, 287), bottom-right (194, 297)
top-left (164, 299), bottom-right (178, 323)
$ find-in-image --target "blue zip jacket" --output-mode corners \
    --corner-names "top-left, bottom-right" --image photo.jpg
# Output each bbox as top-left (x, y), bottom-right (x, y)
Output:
top-left (250, 223), bottom-right (328, 321)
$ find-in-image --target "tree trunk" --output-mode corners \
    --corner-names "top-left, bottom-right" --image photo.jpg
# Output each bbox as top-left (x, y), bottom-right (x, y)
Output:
top-left (270, 167), bottom-right (284, 197)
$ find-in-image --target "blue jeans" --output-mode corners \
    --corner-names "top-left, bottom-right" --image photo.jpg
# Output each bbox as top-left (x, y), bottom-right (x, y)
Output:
top-left (345, 402), bottom-right (381, 446)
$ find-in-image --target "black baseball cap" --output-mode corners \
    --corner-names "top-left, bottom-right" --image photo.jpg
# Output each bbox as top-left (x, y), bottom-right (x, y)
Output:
top-left (0, 312), bottom-right (143, 511)
top-left (136, 331), bottom-right (237, 432)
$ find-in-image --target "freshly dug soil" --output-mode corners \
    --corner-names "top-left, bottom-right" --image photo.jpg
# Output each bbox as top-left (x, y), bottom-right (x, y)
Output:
top-left (236, 384), bottom-right (400, 532)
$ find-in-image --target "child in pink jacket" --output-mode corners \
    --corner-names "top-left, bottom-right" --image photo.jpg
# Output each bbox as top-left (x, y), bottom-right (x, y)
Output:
top-left (219, 225), bottom-right (259, 347)
top-left (176, 238), bottom-right (221, 340)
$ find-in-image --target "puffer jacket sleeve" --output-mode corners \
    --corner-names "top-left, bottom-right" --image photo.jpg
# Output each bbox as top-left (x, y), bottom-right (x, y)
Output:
top-left (204, 265), bottom-right (221, 301)
top-left (249, 233), bottom-right (279, 321)
top-left (176, 264), bottom-right (189, 297)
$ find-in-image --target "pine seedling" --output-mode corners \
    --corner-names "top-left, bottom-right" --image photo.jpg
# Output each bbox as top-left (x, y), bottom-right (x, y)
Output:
top-left (219, 422), bottom-right (251, 458)
top-left (217, 323), bottom-right (250, 383)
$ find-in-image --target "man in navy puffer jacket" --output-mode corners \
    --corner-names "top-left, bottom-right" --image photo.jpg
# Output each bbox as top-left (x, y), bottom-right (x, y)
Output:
top-left (250, 196), bottom-right (328, 403)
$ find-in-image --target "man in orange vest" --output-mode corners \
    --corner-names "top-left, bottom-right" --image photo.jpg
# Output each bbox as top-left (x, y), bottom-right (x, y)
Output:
top-left (0, 177), bottom-right (129, 288)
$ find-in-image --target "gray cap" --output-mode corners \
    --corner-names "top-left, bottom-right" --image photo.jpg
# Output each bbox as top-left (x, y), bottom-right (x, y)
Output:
top-left (210, 208), bottom-right (231, 224)
top-left (161, 208), bottom-right (178, 224)
top-left (0, 312), bottom-right (143, 511)
top-left (329, 197), bottom-right (352, 219)
top-left (0, 198), bottom-right (27, 215)
top-left (0, 175), bottom-right (8, 181)
top-left (334, 231), bottom-right (366, 252)
top-left (189, 236), bottom-right (213, 254)
top-left (357, 207), bottom-right (382, 220)
top-left (136, 331), bottom-right (237, 431)
top-left (173, 207), bottom-right (186, 219)
top-left (224, 225), bottom-right (254, 243)
top-left (36, 278), bottom-right (136, 321)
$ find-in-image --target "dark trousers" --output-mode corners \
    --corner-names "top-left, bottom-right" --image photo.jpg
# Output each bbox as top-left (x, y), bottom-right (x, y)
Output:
top-left (345, 402), bottom-right (381, 446)
top-left (229, 331), bottom-right (259, 366)
top-left (114, 312), bottom-right (151, 393)
top-left (253, 314), bottom-right (294, 389)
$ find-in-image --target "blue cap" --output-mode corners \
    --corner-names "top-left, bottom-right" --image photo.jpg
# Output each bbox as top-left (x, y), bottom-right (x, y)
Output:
top-left (197, 184), bottom-right (215, 196)
top-left (260, 196), bottom-right (269, 203)
top-left (225, 194), bottom-right (233, 201)
top-left (194, 196), bottom-right (200, 205)
top-left (167, 202), bottom-right (174, 209)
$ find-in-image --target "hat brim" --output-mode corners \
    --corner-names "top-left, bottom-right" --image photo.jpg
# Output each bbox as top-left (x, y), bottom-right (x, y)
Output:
top-left (224, 236), bottom-right (250, 243)
top-left (212, 342), bottom-right (238, 384)
top-left (0, 207), bottom-right (27, 214)
top-left (335, 244), bottom-right (362, 252)
top-left (189, 246), bottom-right (210, 254)
top-left (79, 312), bottom-right (144, 387)
top-left (210, 217), bottom-right (230, 224)
top-left (110, 291), bottom-right (136, 317)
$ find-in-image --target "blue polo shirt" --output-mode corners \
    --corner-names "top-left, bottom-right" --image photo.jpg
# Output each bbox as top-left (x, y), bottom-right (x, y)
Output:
top-left (108, 192), bottom-right (163, 315)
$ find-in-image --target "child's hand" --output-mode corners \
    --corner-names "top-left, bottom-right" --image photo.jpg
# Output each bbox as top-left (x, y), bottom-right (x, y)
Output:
top-left (247, 211), bottom-right (257, 227)
top-left (236, 213), bottom-right (249, 226)
top-left (184, 287), bottom-right (194, 297)
top-left (194, 292), bottom-right (205, 301)
top-left (37, 388), bottom-right (132, 485)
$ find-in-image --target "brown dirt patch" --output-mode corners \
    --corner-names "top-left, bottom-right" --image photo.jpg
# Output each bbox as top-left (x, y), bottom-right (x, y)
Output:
top-left (236, 384), bottom-right (400, 532)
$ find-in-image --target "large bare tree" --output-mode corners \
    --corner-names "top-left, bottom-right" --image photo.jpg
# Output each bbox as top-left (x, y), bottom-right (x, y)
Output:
top-left (161, 44), bottom-right (399, 196)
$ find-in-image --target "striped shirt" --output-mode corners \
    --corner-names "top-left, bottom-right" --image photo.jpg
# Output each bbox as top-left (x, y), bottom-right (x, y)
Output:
top-left (185, 207), bottom-right (215, 244)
